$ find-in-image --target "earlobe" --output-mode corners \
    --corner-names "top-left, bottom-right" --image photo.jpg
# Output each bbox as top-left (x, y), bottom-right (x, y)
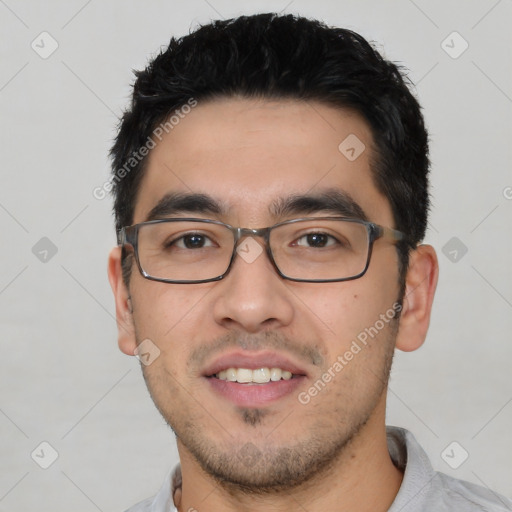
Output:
top-left (395, 244), bottom-right (439, 352)
top-left (107, 247), bottom-right (137, 356)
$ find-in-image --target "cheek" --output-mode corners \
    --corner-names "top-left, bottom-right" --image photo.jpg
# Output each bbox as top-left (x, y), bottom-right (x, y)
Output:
top-left (129, 279), bottom-right (207, 367)
top-left (131, 278), bottom-right (198, 332)
top-left (299, 267), bottom-right (400, 365)
top-left (300, 277), bottom-right (398, 339)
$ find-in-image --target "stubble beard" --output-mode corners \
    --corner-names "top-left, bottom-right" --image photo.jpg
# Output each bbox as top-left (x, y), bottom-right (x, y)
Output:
top-left (140, 325), bottom-right (397, 495)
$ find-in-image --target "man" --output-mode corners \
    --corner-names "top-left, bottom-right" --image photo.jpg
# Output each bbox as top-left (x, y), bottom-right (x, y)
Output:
top-left (107, 13), bottom-right (511, 512)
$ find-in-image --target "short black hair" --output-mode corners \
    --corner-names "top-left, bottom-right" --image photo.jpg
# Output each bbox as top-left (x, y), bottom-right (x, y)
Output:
top-left (110, 12), bottom-right (430, 284)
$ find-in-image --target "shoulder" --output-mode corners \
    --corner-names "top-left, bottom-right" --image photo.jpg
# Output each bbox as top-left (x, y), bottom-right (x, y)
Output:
top-left (123, 495), bottom-right (155, 512)
top-left (387, 427), bottom-right (512, 512)
top-left (123, 495), bottom-right (178, 512)
top-left (121, 466), bottom-right (178, 512)
top-left (428, 471), bottom-right (512, 511)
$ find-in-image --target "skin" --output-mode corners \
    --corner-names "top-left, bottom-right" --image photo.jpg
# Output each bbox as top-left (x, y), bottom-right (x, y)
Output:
top-left (108, 98), bottom-right (438, 512)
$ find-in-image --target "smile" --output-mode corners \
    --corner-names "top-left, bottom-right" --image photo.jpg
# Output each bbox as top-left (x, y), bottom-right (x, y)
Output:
top-left (213, 367), bottom-right (294, 383)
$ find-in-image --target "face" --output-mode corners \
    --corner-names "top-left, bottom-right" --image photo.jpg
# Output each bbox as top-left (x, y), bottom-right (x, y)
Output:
top-left (117, 98), bottom-right (405, 490)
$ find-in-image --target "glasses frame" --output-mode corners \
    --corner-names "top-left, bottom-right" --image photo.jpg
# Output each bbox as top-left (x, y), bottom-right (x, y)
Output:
top-left (117, 217), bottom-right (407, 284)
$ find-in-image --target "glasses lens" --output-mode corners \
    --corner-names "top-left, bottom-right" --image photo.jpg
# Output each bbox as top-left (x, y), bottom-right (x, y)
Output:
top-left (137, 221), bottom-right (234, 282)
top-left (270, 219), bottom-right (370, 281)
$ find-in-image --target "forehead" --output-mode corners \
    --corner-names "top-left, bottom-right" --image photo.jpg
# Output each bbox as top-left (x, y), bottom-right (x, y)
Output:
top-left (133, 98), bottom-right (392, 225)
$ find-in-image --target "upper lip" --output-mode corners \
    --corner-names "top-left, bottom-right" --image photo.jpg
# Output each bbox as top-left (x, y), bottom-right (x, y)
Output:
top-left (203, 350), bottom-right (309, 377)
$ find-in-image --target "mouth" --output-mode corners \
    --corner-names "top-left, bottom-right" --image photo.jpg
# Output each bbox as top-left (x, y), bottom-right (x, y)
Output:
top-left (203, 352), bottom-right (308, 406)
top-left (212, 367), bottom-right (295, 383)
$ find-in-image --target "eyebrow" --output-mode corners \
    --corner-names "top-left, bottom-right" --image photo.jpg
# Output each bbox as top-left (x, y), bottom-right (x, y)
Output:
top-left (270, 188), bottom-right (368, 221)
top-left (144, 188), bottom-right (368, 223)
top-left (145, 192), bottom-right (226, 221)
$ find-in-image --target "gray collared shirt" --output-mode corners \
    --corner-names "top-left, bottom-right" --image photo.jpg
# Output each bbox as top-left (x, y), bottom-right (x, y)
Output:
top-left (125, 426), bottom-right (512, 511)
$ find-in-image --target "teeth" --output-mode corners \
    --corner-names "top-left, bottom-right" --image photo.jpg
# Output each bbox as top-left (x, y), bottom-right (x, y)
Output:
top-left (226, 368), bottom-right (237, 382)
top-left (270, 368), bottom-right (282, 381)
top-left (253, 368), bottom-right (270, 383)
top-left (215, 367), bottom-right (295, 383)
top-left (237, 368), bottom-right (253, 383)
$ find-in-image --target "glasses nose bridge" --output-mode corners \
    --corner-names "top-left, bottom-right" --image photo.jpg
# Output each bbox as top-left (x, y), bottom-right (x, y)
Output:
top-left (232, 226), bottom-right (274, 265)
top-left (235, 226), bottom-right (271, 243)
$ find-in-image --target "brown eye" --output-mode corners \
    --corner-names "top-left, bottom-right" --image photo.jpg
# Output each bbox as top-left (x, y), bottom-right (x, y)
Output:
top-left (167, 233), bottom-right (215, 249)
top-left (294, 232), bottom-right (337, 248)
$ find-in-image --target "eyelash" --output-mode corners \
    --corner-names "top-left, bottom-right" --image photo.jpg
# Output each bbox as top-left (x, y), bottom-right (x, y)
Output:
top-left (165, 231), bottom-right (343, 250)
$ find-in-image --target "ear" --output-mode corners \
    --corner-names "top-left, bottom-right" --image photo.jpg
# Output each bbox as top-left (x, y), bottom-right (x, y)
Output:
top-left (395, 244), bottom-right (439, 352)
top-left (107, 246), bottom-right (137, 356)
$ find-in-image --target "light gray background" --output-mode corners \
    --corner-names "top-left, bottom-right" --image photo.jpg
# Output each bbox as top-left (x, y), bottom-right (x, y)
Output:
top-left (1, 0), bottom-right (511, 510)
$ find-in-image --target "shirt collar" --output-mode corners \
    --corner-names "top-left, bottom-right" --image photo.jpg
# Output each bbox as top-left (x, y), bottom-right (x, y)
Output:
top-left (387, 426), bottom-right (436, 511)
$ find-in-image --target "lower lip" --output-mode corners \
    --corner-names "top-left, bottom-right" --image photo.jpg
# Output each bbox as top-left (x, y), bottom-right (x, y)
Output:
top-left (206, 376), bottom-right (305, 407)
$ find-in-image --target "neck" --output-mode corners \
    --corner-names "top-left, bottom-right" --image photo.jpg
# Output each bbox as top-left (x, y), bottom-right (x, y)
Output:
top-left (175, 398), bottom-right (403, 512)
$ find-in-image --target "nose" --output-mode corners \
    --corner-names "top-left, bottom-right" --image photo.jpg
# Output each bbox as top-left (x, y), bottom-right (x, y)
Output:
top-left (211, 236), bottom-right (294, 333)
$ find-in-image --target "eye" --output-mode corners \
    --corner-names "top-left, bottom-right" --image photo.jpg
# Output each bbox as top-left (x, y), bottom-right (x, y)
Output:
top-left (172, 233), bottom-right (215, 249)
top-left (294, 232), bottom-right (338, 248)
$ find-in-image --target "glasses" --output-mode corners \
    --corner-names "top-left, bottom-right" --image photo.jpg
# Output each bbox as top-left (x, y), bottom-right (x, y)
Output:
top-left (117, 217), bottom-right (407, 284)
